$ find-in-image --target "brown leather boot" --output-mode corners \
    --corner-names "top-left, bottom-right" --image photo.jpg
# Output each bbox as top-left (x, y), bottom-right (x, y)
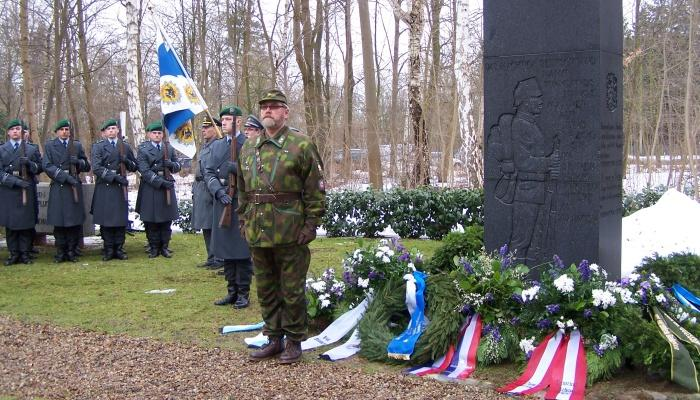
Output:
top-left (249, 337), bottom-right (284, 361)
top-left (278, 340), bottom-right (302, 364)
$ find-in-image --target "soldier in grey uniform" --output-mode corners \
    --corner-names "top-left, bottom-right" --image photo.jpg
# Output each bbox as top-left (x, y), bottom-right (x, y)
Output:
top-left (192, 116), bottom-right (221, 268)
top-left (91, 118), bottom-right (138, 261)
top-left (0, 119), bottom-right (42, 265)
top-left (43, 119), bottom-right (91, 263)
top-left (206, 105), bottom-right (252, 308)
top-left (243, 114), bottom-right (264, 139)
top-left (135, 121), bottom-right (181, 258)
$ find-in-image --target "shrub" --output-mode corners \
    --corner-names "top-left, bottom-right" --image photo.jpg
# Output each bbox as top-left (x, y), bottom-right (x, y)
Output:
top-left (635, 252), bottom-right (700, 290)
top-left (423, 225), bottom-right (484, 274)
top-left (174, 199), bottom-right (195, 233)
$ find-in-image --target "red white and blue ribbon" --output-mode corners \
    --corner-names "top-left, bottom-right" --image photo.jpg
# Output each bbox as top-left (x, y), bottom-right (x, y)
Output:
top-left (545, 330), bottom-right (587, 400)
top-left (497, 331), bottom-right (565, 395)
top-left (443, 313), bottom-right (482, 380)
top-left (406, 344), bottom-right (456, 376)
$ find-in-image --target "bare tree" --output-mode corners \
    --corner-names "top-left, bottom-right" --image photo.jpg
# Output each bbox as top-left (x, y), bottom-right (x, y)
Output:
top-left (19, 0), bottom-right (38, 140)
top-left (125, 0), bottom-right (145, 144)
top-left (358, 0), bottom-right (383, 188)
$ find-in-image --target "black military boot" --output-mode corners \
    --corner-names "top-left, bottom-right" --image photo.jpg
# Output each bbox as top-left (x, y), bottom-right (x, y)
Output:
top-left (249, 337), bottom-right (284, 361)
top-left (114, 245), bottom-right (128, 260)
top-left (102, 246), bottom-right (115, 261)
top-left (160, 245), bottom-right (173, 258)
top-left (19, 252), bottom-right (33, 264)
top-left (65, 248), bottom-right (78, 262)
top-left (148, 246), bottom-right (159, 258)
top-left (278, 340), bottom-right (303, 364)
top-left (233, 289), bottom-right (250, 309)
top-left (214, 285), bottom-right (237, 306)
top-left (4, 253), bottom-right (20, 266)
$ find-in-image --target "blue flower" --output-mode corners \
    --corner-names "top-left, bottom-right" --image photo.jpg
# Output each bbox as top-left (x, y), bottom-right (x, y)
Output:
top-left (398, 252), bottom-right (410, 262)
top-left (461, 259), bottom-right (474, 274)
top-left (583, 309), bottom-right (593, 319)
top-left (368, 270), bottom-right (379, 280)
top-left (342, 271), bottom-right (354, 285)
top-left (510, 316), bottom-right (521, 325)
top-left (620, 278), bottom-right (630, 287)
top-left (546, 304), bottom-right (561, 314)
top-left (578, 259), bottom-right (591, 281)
top-left (484, 292), bottom-right (494, 303)
top-left (536, 319), bottom-right (551, 330)
top-left (593, 344), bottom-right (604, 357)
top-left (553, 255), bottom-right (565, 269)
top-left (499, 244), bottom-right (509, 257)
top-left (461, 304), bottom-right (473, 315)
top-left (511, 293), bottom-right (524, 304)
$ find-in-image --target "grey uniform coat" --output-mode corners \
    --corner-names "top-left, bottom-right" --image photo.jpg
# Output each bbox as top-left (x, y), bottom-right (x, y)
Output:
top-left (90, 139), bottom-right (138, 227)
top-left (43, 138), bottom-right (91, 227)
top-left (204, 134), bottom-right (250, 260)
top-left (0, 141), bottom-right (42, 229)
top-left (192, 140), bottom-right (215, 230)
top-left (135, 141), bottom-right (181, 223)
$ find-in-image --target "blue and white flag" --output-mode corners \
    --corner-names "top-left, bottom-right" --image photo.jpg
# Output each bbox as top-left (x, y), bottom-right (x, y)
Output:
top-left (155, 25), bottom-right (206, 158)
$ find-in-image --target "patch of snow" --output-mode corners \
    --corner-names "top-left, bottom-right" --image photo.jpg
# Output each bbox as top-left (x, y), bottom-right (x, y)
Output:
top-left (622, 189), bottom-right (700, 277)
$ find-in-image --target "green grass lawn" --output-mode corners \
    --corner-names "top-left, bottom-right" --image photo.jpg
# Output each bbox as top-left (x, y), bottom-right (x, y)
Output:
top-left (0, 233), bottom-right (441, 353)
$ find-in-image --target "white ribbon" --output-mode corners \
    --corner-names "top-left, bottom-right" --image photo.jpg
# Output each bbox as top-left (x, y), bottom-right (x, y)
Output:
top-left (301, 297), bottom-right (369, 351)
top-left (319, 328), bottom-right (361, 361)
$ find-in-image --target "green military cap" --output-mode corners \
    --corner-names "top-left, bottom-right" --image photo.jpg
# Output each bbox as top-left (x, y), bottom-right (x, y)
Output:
top-left (100, 118), bottom-right (118, 131)
top-left (53, 118), bottom-right (70, 132)
top-left (258, 89), bottom-right (287, 105)
top-left (202, 115), bottom-right (222, 127)
top-left (219, 105), bottom-right (243, 118)
top-left (244, 115), bottom-right (264, 130)
top-left (145, 121), bottom-right (163, 132)
top-left (6, 118), bottom-right (27, 130)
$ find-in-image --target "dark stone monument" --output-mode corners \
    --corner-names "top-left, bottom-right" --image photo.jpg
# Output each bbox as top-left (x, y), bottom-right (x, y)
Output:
top-left (36, 182), bottom-right (96, 236)
top-left (483, 1), bottom-right (623, 280)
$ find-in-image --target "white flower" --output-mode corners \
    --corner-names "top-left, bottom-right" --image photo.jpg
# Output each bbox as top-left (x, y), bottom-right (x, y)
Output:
top-left (379, 239), bottom-right (389, 246)
top-left (331, 281), bottom-right (345, 293)
top-left (519, 337), bottom-right (536, 354)
top-left (615, 287), bottom-right (637, 304)
top-left (556, 319), bottom-right (566, 329)
top-left (407, 262), bottom-right (415, 271)
top-left (566, 319), bottom-right (575, 328)
top-left (690, 317), bottom-right (697, 324)
top-left (320, 298), bottom-right (331, 309)
top-left (322, 268), bottom-right (335, 280)
top-left (318, 293), bottom-right (329, 301)
top-left (382, 255), bottom-right (391, 263)
top-left (310, 280), bottom-right (326, 293)
top-left (553, 274), bottom-right (575, 294)
top-left (521, 286), bottom-right (540, 302)
top-left (592, 289), bottom-right (617, 309)
top-left (357, 277), bottom-right (370, 288)
top-left (629, 273), bottom-right (640, 282)
top-left (598, 333), bottom-right (618, 351)
top-left (678, 311), bottom-right (690, 322)
top-left (649, 274), bottom-right (661, 286)
top-left (655, 294), bottom-right (667, 303)
top-left (590, 263), bottom-right (600, 274)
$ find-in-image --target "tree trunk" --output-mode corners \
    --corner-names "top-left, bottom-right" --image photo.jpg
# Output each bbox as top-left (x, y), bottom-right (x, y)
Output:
top-left (684, 0), bottom-right (698, 198)
top-left (358, 0), bottom-right (383, 188)
top-left (441, 0), bottom-right (457, 185)
top-left (241, 0), bottom-right (252, 111)
top-left (19, 0), bottom-right (38, 144)
top-left (76, 0), bottom-right (98, 153)
top-left (389, 4), bottom-right (401, 181)
top-left (126, 0), bottom-right (146, 145)
top-left (342, 0), bottom-right (354, 181)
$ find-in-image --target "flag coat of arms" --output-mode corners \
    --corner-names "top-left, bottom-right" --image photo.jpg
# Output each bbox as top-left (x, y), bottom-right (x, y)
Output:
top-left (155, 25), bottom-right (206, 158)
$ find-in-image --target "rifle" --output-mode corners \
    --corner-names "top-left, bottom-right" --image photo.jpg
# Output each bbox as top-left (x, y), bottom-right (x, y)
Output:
top-left (19, 124), bottom-right (29, 206)
top-left (118, 112), bottom-right (128, 202)
top-left (162, 125), bottom-right (173, 206)
top-left (218, 130), bottom-right (237, 228)
top-left (68, 120), bottom-right (80, 203)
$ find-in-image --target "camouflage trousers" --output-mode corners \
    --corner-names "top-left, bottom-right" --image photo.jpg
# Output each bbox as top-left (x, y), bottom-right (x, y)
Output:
top-left (251, 244), bottom-right (310, 342)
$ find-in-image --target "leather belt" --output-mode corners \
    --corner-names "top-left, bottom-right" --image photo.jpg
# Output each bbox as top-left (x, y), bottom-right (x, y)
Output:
top-left (247, 192), bottom-right (301, 204)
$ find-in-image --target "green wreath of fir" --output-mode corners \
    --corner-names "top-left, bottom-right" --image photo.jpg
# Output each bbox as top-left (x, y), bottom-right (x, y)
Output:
top-left (358, 273), bottom-right (465, 365)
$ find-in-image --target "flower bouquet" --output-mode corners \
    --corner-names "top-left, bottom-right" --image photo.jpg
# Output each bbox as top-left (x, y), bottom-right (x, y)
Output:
top-left (305, 268), bottom-right (347, 323)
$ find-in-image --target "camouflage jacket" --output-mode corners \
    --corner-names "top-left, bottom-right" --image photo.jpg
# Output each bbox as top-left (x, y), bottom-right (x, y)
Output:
top-left (237, 126), bottom-right (325, 247)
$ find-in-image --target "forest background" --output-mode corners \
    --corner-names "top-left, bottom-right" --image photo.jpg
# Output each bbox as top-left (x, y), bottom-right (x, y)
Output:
top-left (0, 0), bottom-right (697, 197)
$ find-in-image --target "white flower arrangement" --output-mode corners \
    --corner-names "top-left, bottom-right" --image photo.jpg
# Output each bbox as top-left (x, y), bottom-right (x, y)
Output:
top-left (592, 289), bottom-right (617, 309)
top-left (519, 337), bottom-right (536, 355)
top-left (553, 274), bottom-right (575, 294)
top-left (521, 285), bottom-right (540, 302)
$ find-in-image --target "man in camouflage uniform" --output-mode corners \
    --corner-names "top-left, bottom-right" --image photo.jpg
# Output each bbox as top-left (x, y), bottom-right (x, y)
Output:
top-left (239, 89), bottom-right (326, 364)
top-left (135, 121), bottom-right (181, 258)
top-left (192, 116), bottom-right (221, 269)
top-left (0, 119), bottom-right (42, 265)
top-left (206, 105), bottom-right (253, 308)
top-left (43, 119), bottom-right (91, 263)
top-left (91, 118), bottom-right (138, 261)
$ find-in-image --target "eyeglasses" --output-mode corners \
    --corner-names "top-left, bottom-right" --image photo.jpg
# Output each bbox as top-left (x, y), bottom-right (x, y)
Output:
top-left (260, 104), bottom-right (286, 111)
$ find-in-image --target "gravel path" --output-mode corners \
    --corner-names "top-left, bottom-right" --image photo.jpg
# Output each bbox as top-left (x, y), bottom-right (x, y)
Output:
top-left (0, 316), bottom-right (507, 399)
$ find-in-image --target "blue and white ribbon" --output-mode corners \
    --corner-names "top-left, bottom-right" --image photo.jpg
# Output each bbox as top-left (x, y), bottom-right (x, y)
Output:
top-left (672, 284), bottom-right (700, 313)
top-left (387, 271), bottom-right (429, 360)
top-left (220, 321), bottom-right (265, 335)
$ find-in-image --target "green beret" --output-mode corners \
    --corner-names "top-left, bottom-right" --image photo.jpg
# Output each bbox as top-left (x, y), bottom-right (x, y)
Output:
top-left (219, 105), bottom-right (243, 118)
top-left (146, 121), bottom-right (163, 132)
top-left (6, 118), bottom-right (27, 130)
top-left (258, 89), bottom-right (287, 105)
top-left (244, 115), bottom-right (264, 130)
top-left (202, 116), bottom-right (222, 127)
top-left (53, 119), bottom-right (70, 132)
top-left (100, 118), bottom-right (118, 131)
